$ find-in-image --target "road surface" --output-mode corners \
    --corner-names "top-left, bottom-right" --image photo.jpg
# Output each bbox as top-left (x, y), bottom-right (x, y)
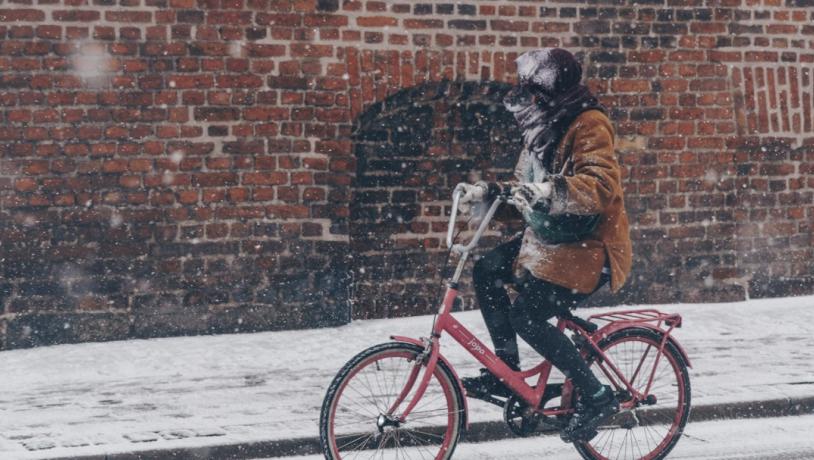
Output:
top-left (268, 414), bottom-right (814, 459)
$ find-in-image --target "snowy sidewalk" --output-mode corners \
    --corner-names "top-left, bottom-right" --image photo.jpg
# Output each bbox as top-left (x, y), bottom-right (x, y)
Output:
top-left (2, 295), bottom-right (814, 459)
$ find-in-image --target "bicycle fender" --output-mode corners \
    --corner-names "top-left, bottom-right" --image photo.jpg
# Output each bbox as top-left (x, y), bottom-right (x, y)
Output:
top-left (390, 335), bottom-right (470, 429)
top-left (592, 324), bottom-right (692, 368)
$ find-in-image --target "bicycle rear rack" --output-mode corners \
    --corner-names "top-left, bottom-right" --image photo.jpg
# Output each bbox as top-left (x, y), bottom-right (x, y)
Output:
top-left (588, 309), bottom-right (682, 329)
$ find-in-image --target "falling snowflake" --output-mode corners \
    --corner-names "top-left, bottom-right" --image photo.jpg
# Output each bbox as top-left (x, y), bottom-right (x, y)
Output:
top-left (704, 169), bottom-right (719, 185)
top-left (228, 41), bottom-right (246, 58)
top-left (110, 212), bottom-right (123, 228)
top-left (170, 150), bottom-right (185, 164)
top-left (71, 41), bottom-right (112, 88)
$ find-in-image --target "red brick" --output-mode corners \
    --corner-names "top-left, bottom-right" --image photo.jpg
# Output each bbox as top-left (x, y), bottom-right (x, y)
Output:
top-left (243, 172), bottom-right (287, 185)
top-left (290, 43), bottom-right (333, 58)
top-left (105, 11), bottom-right (152, 22)
top-left (0, 9), bottom-right (46, 21)
top-left (266, 205), bottom-right (309, 218)
top-left (55, 10), bottom-right (101, 22)
top-left (356, 16), bottom-right (397, 27)
top-left (206, 10), bottom-right (252, 24)
top-left (193, 172), bottom-right (238, 186)
top-left (14, 177), bottom-right (37, 192)
top-left (248, 44), bottom-right (286, 57)
top-left (304, 14), bottom-right (348, 27)
top-left (490, 20), bottom-right (528, 32)
top-left (611, 79), bottom-right (650, 93)
top-left (403, 19), bottom-right (443, 29)
top-left (243, 107), bottom-right (289, 121)
top-left (216, 75), bottom-right (263, 88)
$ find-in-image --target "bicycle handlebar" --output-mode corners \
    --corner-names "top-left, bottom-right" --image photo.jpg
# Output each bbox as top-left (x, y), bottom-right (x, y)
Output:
top-left (446, 183), bottom-right (515, 254)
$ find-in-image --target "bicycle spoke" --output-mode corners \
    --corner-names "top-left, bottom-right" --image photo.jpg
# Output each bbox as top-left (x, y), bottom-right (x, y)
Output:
top-left (343, 384), bottom-right (385, 418)
top-left (334, 418), bottom-right (375, 430)
top-left (631, 427), bottom-right (645, 460)
top-left (337, 432), bottom-right (376, 451)
top-left (406, 428), bottom-right (445, 440)
top-left (401, 429), bottom-right (435, 460)
top-left (345, 432), bottom-right (377, 454)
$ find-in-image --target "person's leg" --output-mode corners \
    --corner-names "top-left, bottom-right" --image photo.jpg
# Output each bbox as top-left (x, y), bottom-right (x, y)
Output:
top-left (508, 278), bottom-right (603, 396)
top-left (472, 236), bottom-right (522, 369)
top-left (509, 275), bottom-right (618, 442)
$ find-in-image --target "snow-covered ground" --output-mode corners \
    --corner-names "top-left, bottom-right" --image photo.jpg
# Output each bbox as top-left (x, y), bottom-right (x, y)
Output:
top-left (2, 295), bottom-right (814, 459)
top-left (268, 415), bottom-right (814, 460)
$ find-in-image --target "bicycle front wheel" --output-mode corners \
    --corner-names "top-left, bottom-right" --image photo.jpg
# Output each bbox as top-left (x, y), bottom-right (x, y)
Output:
top-left (319, 342), bottom-right (465, 460)
top-left (574, 327), bottom-right (691, 460)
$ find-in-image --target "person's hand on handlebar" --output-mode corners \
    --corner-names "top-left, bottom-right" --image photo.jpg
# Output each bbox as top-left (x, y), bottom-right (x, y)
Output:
top-left (455, 181), bottom-right (488, 205)
top-left (456, 182), bottom-right (513, 202)
top-left (512, 182), bottom-right (552, 215)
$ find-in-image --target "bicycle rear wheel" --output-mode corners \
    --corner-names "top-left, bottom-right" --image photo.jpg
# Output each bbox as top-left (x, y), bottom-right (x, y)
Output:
top-left (574, 328), bottom-right (691, 460)
top-left (319, 342), bottom-right (465, 460)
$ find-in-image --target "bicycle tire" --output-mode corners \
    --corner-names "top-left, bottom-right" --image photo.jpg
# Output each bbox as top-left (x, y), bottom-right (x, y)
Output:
top-left (319, 342), bottom-right (466, 460)
top-left (573, 327), bottom-right (692, 460)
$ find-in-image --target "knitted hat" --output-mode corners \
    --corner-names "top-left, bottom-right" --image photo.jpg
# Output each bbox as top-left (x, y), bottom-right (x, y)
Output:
top-left (515, 48), bottom-right (582, 96)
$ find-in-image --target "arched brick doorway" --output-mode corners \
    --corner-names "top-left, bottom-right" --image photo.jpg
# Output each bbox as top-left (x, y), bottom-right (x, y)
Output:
top-left (349, 81), bottom-right (523, 319)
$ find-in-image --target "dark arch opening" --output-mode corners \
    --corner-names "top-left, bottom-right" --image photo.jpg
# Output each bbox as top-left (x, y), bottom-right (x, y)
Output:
top-left (349, 80), bottom-right (523, 319)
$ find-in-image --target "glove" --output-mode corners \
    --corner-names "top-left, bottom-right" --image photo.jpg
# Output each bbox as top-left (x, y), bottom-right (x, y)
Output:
top-left (455, 181), bottom-right (488, 204)
top-left (512, 182), bottom-right (552, 215)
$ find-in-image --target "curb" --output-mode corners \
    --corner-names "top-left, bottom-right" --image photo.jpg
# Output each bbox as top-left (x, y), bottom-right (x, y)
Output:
top-left (52, 395), bottom-right (814, 460)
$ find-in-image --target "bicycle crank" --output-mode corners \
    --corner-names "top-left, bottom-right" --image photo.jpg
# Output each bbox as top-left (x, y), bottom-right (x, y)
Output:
top-left (503, 383), bottom-right (566, 436)
top-left (503, 394), bottom-right (542, 437)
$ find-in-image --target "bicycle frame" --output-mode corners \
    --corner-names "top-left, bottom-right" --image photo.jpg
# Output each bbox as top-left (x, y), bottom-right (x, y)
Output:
top-left (388, 187), bottom-right (687, 424)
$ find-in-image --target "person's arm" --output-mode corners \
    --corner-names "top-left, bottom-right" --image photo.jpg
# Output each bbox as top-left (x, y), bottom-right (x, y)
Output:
top-left (492, 149), bottom-right (530, 222)
top-left (547, 114), bottom-right (620, 216)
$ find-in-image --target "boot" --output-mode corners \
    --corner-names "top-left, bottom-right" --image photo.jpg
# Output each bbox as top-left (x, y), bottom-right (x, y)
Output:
top-left (560, 385), bottom-right (619, 443)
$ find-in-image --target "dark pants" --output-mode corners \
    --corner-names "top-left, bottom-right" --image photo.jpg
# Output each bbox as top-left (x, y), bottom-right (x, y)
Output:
top-left (473, 237), bottom-right (605, 396)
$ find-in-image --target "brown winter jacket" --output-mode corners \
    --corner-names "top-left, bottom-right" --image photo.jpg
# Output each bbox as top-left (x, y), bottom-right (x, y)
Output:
top-left (497, 109), bottom-right (632, 294)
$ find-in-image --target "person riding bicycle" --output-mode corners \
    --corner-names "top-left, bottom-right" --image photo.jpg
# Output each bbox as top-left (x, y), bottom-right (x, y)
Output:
top-left (457, 48), bottom-right (633, 443)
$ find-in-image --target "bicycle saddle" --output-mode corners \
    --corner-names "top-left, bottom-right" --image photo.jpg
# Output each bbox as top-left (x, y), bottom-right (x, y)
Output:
top-left (560, 311), bottom-right (599, 333)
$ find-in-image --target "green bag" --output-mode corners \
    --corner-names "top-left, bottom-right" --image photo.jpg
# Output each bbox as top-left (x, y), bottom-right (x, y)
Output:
top-left (524, 208), bottom-right (600, 244)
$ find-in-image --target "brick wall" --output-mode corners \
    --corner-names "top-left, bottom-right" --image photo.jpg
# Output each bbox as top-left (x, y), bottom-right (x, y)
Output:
top-left (0, 0), bottom-right (812, 349)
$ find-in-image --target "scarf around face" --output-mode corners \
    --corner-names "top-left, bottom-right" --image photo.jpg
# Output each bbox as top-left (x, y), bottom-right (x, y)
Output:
top-left (504, 83), bottom-right (606, 173)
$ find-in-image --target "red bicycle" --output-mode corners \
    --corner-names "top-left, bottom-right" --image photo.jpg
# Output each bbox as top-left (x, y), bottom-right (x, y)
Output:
top-left (320, 186), bottom-right (692, 460)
